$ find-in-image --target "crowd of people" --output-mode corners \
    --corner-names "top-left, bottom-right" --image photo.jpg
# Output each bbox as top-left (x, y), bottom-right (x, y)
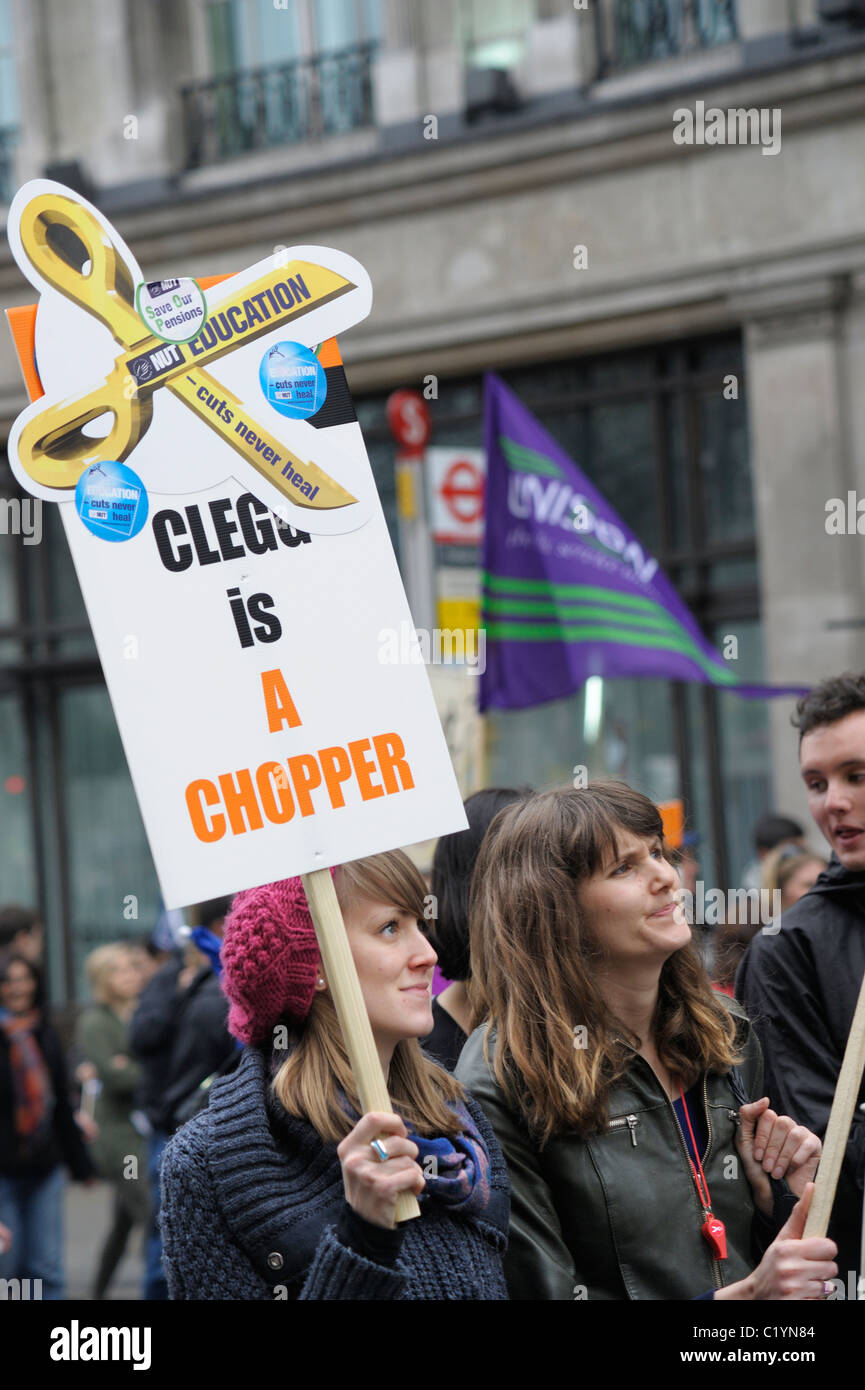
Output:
top-left (1, 670), bottom-right (863, 1299)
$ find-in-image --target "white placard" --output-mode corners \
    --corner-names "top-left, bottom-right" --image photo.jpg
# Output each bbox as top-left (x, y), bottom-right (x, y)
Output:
top-left (7, 181), bottom-right (468, 907)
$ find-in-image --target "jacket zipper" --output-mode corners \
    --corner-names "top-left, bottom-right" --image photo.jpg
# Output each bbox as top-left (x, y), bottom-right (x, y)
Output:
top-left (607, 1114), bottom-right (640, 1146)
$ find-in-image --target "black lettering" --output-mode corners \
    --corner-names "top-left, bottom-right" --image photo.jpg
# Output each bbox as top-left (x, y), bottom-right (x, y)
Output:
top-left (248, 593), bottom-right (282, 643)
top-left (226, 588), bottom-right (254, 649)
top-left (184, 505), bottom-right (221, 565)
top-left (209, 498), bottom-right (245, 561)
top-left (236, 494), bottom-right (277, 554)
top-left (153, 510), bottom-right (192, 572)
top-left (277, 523), bottom-right (312, 548)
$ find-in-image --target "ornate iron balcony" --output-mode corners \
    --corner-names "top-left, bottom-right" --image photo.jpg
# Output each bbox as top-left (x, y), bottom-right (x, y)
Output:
top-left (596, 0), bottom-right (738, 77)
top-left (181, 42), bottom-right (377, 169)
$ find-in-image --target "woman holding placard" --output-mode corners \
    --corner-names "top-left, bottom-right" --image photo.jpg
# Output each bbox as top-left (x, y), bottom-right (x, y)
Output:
top-left (456, 782), bottom-right (837, 1301)
top-left (159, 851), bottom-right (509, 1299)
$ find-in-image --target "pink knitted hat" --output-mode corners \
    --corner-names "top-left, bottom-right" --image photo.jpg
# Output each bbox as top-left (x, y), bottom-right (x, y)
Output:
top-left (220, 876), bottom-right (322, 1046)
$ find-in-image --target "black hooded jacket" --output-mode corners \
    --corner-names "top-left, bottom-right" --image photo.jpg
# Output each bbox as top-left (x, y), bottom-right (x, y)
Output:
top-left (736, 857), bottom-right (865, 1280)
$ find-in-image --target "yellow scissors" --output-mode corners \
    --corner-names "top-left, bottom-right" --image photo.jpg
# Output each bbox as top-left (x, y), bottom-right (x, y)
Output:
top-left (15, 192), bottom-right (358, 509)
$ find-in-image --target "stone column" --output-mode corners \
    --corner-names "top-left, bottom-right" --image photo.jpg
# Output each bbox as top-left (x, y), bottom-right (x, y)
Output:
top-left (736, 276), bottom-right (863, 823)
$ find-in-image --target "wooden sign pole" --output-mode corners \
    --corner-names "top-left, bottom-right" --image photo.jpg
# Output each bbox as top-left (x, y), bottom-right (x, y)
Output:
top-left (301, 868), bottom-right (420, 1225)
top-left (804, 964), bottom-right (865, 1240)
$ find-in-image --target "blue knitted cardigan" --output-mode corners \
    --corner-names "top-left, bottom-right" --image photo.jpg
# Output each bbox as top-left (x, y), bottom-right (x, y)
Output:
top-left (159, 1044), bottom-right (510, 1299)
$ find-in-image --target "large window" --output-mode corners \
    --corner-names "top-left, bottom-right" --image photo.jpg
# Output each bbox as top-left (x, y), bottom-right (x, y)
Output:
top-left (185, 0), bottom-right (380, 165)
top-left (459, 0), bottom-right (536, 70)
top-left (596, 0), bottom-right (739, 77)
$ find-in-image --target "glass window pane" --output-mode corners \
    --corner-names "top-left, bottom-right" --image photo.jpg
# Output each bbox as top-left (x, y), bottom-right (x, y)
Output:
top-left (712, 621), bottom-right (771, 886)
top-left (256, 0), bottom-right (300, 60)
top-left (683, 682), bottom-right (717, 884)
top-left (664, 393), bottom-right (690, 551)
top-left (583, 400), bottom-right (659, 554)
top-left (207, 0), bottom-right (246, 75)
top-left (461, 0), bottom-right (534, 67)
top-left (315, 0), bottom-right (377, 50)
top-left (46, 504), bottom-right (90, 628)
top-left (0, 692), bottom-right (36, 903)
top-left (0, 51), bottom-right (16, 130)
top-left (699, 392), bottom-right (753, 544)
top-left (59, 685), bottom-right (162, 997)
top-left (0, 508), bottom-right (19, 628)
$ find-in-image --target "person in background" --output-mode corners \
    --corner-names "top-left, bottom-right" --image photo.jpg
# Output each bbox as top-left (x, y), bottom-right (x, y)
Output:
top-left (129, 916), bottom-right (185, 1302)
top-left (458, 783), bottom-right (836, 1301)
top-left (761, 844), bottom-right (828, 912)
top-left (738, 672), bottom-right (865, 1285)
top-left (130, 897), bottom-right (234, 1298)
top-left (76, 943), bottom-right (148, 1299)
top-left (714, 818), bottom-right (811, 994)
top-left (740, 813), bottom-right (805, 894)
top-left (0, 949), bottom-right (95, 1298)
top-left (422, 788), bottom-right (526, 1071)
top-left (0, 906), bottom-right (44, 967)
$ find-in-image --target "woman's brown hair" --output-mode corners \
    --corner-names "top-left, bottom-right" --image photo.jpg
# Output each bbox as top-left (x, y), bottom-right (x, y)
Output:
top-left (272, 850), bottom-right (465, 1143)
top-left (468, 781), bottom-right (740, 1146)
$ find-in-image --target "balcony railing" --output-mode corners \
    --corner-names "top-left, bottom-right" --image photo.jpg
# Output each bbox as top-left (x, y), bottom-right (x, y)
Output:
top-left (181, 42), bottom-right (377, 170)
top-left (596, 0), bottom-right (738, 77)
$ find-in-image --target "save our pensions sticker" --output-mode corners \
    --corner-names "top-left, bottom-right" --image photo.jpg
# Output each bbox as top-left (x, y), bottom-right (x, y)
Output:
top-left (6, 180), bottom-right (468, 907)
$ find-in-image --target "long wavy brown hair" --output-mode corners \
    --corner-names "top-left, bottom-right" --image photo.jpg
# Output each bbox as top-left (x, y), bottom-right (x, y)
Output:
top-left (272, 850), bottom-right (465, 1143)
top-left (468, 782), bottom-right (740, 1145)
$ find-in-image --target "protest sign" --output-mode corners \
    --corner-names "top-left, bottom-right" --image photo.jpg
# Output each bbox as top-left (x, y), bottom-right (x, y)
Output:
top-left (6, 180), bottom-right (467, 910)
top-left (8, 182), bottom-right (467, 1219)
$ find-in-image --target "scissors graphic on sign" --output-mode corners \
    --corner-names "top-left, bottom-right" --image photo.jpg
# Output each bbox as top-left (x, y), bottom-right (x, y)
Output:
top-left (12, 191), bottom-right (359, 511)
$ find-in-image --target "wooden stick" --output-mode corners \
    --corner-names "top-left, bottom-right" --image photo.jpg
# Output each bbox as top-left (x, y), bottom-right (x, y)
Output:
top-left (301, 868), bottom-right (420, 1224)
top-left (804, 963), bottom-right (865, 1238)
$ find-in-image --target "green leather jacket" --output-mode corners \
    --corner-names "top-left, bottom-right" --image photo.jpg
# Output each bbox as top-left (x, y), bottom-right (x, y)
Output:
top-left (456, 996), bottom-right (773, 1300)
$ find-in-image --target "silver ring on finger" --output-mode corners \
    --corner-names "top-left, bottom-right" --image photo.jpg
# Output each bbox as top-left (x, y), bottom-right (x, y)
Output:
top-left (370, 1138), bottom-right (389, 1162)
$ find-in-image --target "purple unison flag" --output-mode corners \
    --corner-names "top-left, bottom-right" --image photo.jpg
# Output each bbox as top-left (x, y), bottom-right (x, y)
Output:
top-left (479, 373), bottom-right (807, 712)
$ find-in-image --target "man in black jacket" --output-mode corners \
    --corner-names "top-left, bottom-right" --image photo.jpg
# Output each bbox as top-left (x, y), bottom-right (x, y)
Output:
top-left (738, 673), bottom-right (865, 1290)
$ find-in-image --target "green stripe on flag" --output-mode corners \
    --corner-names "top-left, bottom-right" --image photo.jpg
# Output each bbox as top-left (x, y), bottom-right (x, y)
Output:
top-left (483, 621), bottom-right (737, 686)
top-left (483, 596), bottom-right (683, 634)
top-left (499, 436), bottom-right (563, 478)
top-left (483, 572), bottom-right (664, 616)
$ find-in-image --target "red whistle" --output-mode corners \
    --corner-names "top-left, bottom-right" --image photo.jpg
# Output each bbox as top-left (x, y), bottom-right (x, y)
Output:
top-left (701, 1214), bottom-right (727, 1260)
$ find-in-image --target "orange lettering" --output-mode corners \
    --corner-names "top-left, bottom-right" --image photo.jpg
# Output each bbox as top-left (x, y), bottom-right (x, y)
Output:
top-left (348, 738), bottom-right (384, 801)
top-left (372, 733), bottom-right (415, 794)
top-left (319, 745), bottom-right (353, 809)
top-left (287, 753), bottom-right (322, 816)
top-left (218, 769), bottom-right (264, 834)
top-left (186, 779), bottom-right (226, 843)
top-left (261, 668), bottom-right (302, 733)
top-left (256, 761), bottom-right (295, 824)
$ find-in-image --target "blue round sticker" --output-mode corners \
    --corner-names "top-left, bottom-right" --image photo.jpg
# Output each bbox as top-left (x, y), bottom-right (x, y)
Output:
top-left (259, 342), bottom-right (327, 420)
top-left (75, 461), bottom-right (148, 542)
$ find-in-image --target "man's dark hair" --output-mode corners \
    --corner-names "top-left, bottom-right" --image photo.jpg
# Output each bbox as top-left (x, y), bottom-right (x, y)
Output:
top-left (191, 897), bottom-right (234, 930)
top-left (793, 672), bottom-right (865, 742)
top-left (0, 905), bottom-right (41, 950)
top-left (753, 813), bottom-right (804, 853)
top-left (429, 787), bottom-right (528, 981)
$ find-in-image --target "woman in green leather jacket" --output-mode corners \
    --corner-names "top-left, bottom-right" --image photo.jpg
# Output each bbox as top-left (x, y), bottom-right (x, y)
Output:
top-left (455, 781), bottom-right (838, 1301)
